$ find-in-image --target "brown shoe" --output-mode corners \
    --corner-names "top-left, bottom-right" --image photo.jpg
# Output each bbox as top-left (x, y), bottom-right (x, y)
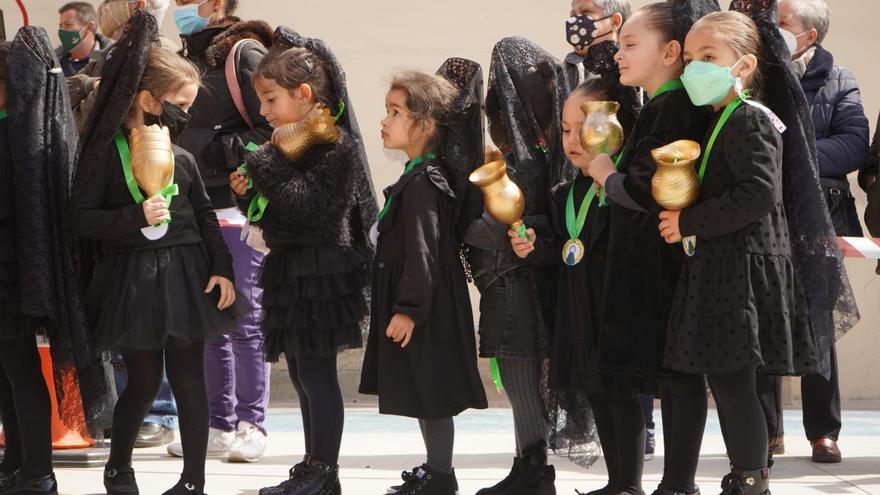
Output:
top-left (811, 437), bottom-right (842, 463)
top-left (768, 436), bottom-right (785, 455)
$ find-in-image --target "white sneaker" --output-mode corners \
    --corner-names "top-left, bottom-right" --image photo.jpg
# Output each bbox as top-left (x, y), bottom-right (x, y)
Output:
top-left (227, 421), bottom-right (267, 463)
top-left (166, 427), bottom-right (234, 458)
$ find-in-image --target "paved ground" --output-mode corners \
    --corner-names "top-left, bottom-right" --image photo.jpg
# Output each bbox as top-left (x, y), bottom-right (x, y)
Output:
top-left (53, 407), bottom-right (880, 495)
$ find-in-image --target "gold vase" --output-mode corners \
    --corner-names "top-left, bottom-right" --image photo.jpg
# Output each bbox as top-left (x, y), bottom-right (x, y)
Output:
top-left (650, 139), bottom-right (702, 256)
top-left (272, 104), bottom-right (340, 161)
top-left (580, 101), bottom-right (624, 156)
top-left (469, 159), bottom-right (528, 238)
top-left (650, 140), bottom-right (702, 211)
top-left (129, 125), bottom-right (174, 197)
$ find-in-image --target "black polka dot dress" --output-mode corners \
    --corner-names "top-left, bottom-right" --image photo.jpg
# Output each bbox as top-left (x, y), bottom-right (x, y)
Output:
top-left (667, 104), bottom-right (818, 376)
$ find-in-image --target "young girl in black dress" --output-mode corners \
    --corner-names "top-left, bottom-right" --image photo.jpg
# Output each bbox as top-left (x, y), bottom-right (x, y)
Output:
top-left (359, 71), bottom-right (488, 495)
top-left (71, 14), bottom-right (241, 495)
top-left (585, 2), bottom-right (717, 494)
top-left (658, 11), bottom-right (817, 494)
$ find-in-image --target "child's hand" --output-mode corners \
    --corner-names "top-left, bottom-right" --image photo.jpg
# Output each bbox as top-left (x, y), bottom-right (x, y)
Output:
top-left (509, 228), bottom-right (536, 259)
top-left (142, 195), bottom-right (170, 225)
top-left (659, 210), bottom-right (682, 243)
top-left (205, 275), bottom-right (236, 310)
top-left (587, 153), bottom-right (616, 187)
top-left (230, 171), bottom-right (249, 196)
top-left (385, 313), bottom-right (415, 348)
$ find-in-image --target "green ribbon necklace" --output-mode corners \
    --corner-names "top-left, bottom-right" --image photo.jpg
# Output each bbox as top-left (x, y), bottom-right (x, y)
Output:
top-left (698, 94), bottom-right (748, 182)
top-left (0, 110), bottom-right (8, 120)
top-left (113, 131), bottom-right (179, 224)
top-left (376, 152), bottom-right (437, 222)
top-left (566, 181), bottom-right (598, 244)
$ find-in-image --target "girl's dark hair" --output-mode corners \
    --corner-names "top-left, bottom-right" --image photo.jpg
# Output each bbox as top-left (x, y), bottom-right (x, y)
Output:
top-left (0, 41), bottom-right (11, 87)
top-left (638, 3), bottom-right (677, 44)
top-left (254, 45), bottom-right (339, 109)
top-left (389, 70), bottom-right (458, 154)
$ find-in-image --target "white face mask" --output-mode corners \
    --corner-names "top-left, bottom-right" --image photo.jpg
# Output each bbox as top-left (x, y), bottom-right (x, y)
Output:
top-left (781, 28), bottom-right (809, 58)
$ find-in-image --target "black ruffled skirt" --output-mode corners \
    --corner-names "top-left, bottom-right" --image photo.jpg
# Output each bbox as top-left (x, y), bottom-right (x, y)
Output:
top-left (260, 244), bottom-right (368, 361)
top-left (85, 243), bottom-right (247, 351)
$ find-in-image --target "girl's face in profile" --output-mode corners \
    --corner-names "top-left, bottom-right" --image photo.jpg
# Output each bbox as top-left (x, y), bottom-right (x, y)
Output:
top-left (381, 89), bottom-right (427, 154)
top-left (254, 77), bottom-right (314, 128)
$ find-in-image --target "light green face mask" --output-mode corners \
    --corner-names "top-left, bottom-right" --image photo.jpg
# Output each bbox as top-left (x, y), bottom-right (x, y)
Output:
top-left (58, 27), bottom-right (84, 53)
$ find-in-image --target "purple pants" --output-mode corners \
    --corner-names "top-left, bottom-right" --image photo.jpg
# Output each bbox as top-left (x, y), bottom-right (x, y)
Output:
top-left (205, 226), bottom-right (270, 433)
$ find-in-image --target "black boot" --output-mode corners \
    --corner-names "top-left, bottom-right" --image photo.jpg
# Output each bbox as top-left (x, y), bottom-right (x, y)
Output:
top-left (0, 470), bottom-right (20, 492)
top-left (104, 466), bottom-right (138, 495)
top-left (387, 464), bottom-right (457, 495)
top-left (260, 456), bottom-right (314, 495)
top-left (265, 459), bottom-right (339, 495)
top-left (161, 480), bottom-right (206, 495)
top-left (475, 457), bottom-right (521, 494)
top-left (0, 473), bottom-right (57, 495)
top-left (496, 441), bottom-right (555, 495)
top-left (719, 469), bottom-right (770, 495)
top-left (576, 485), bottom-right (616, 495)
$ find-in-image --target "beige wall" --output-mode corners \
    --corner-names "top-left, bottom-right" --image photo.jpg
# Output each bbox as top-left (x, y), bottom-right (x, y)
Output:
top-left (3, 0), bottom-right (880, 399)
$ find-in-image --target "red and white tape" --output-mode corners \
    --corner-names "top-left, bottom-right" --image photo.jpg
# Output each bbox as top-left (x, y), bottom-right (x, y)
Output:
top-left (838, 237), bottom-right (880, 259)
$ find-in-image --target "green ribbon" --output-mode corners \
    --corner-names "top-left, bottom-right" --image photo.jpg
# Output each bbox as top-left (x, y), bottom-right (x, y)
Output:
top-left (376, 152), bottom-right (437, 223)
top-left (651, 78), bottom-right (684, 99)
top-left (598, 153), bottom-right (623, 207)
top-left (698, 94), bottom-right (748, 182)
top-left (566, 181), bottom-right (598, 243)
top-left (0, 110), bottom-right (8, 120)
top-left (489, 357), bottom-right (504, 392)
top-left (113, 131), bottom-right (178, 225)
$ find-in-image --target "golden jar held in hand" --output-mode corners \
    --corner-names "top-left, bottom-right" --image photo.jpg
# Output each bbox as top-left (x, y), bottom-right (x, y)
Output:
top-left (469, 158), bottom-right (529, 239)
top-left (650, 139), bottom-right (702, 211)
top-left (580, 101), bottom-right (624, 156)
top-left (272, 104), bottom-right (340, 161)
top-left (129, 124), bottom-right (174, 197)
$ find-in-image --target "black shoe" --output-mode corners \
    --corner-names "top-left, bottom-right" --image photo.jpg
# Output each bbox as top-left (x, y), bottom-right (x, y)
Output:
top-left (650, 485), bottom-right (700, 495)
top-left (0, 473), bottom-right (58, 495)
top-left (0, 470), bottom-right (19, 492)
top-left (577, 485), bottom-right (616, 495)
top-left (387, 464), bottom-right (456, 495)
top-left (719, 469), bottom-right (769, 495)
top-left (385, 466), bottom-right (421, 494)
top-left (104, 465), bottom-right (139, 495)
top-left (475, 457), bottom-right (520, 494)
top-left (134, 422), bottom-right (175, 448)
top-left (493, 441), bottom-right (555, 495)
top-left (261, 459), bottom-right (339, 495)
top-left (161, 480), bottom-right (205, 495)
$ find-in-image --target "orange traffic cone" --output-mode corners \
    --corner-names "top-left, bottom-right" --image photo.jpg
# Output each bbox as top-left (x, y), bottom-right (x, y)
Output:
top-left (0, 345), bottom-right (95, 450)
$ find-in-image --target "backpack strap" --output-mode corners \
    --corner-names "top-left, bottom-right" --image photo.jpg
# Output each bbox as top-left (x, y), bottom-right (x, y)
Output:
top-left (225, 38), bottom-right (259, 130)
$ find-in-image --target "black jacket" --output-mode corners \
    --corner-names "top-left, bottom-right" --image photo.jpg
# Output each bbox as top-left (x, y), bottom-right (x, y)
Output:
top-left (178, 18), bottom-right (274, 208)
top-left (801, 46), bottom-right (870, 179)
top-left (235, 130), bottom-right (359, 250)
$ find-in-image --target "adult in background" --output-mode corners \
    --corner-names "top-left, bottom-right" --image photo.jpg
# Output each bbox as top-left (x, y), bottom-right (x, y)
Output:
top-left (166, 0), bottom-right (274, 463)
top-left (756, 0), bottom-right (870, 464)
top-left (563, 0), bottom-right (631, 90)
top-left (56, 2), bottom-right (113, 77)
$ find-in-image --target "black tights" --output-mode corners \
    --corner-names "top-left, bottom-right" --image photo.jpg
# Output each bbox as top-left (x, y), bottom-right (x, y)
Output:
top-left (709, 367), bottom-right (768, 470)
top-left (0, 336), bottom-right (52, 479)
top-left (285, 349), bottom-right (343, 465)
top-left (108, 340), bottom-right (208, 490)
top-left (658, 375), bottom-right (708, 493)
top-left (589, 394), bottom-right (645, 494)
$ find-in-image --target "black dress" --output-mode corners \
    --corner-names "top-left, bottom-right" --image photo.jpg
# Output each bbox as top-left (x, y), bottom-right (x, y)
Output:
top-left (237, 129), bottom-right (368, 361)
top-left (532, 175), bottom-right (648, 397)
top-left (0, 114), bottom-right (37, 338)
top-left (600, 86), bottom-right (713, 377)
top-left (70, 136), bottom-right (243, 351)
top-left (668, 104), bottom-right (817, 376)
top-left (359, 160), bottom-right (488, 419)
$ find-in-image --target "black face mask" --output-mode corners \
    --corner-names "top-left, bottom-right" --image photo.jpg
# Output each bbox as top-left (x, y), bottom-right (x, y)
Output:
top-left (565, 14), bottom-right (613, 51)
top-left (144, 100), bottom-right (192, 142)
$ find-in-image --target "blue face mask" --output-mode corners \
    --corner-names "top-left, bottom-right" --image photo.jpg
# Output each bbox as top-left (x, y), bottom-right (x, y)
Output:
top-left (174, 2), bottom-right (210, 36)
top-left (680, 57), bottom-right (745, 107)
